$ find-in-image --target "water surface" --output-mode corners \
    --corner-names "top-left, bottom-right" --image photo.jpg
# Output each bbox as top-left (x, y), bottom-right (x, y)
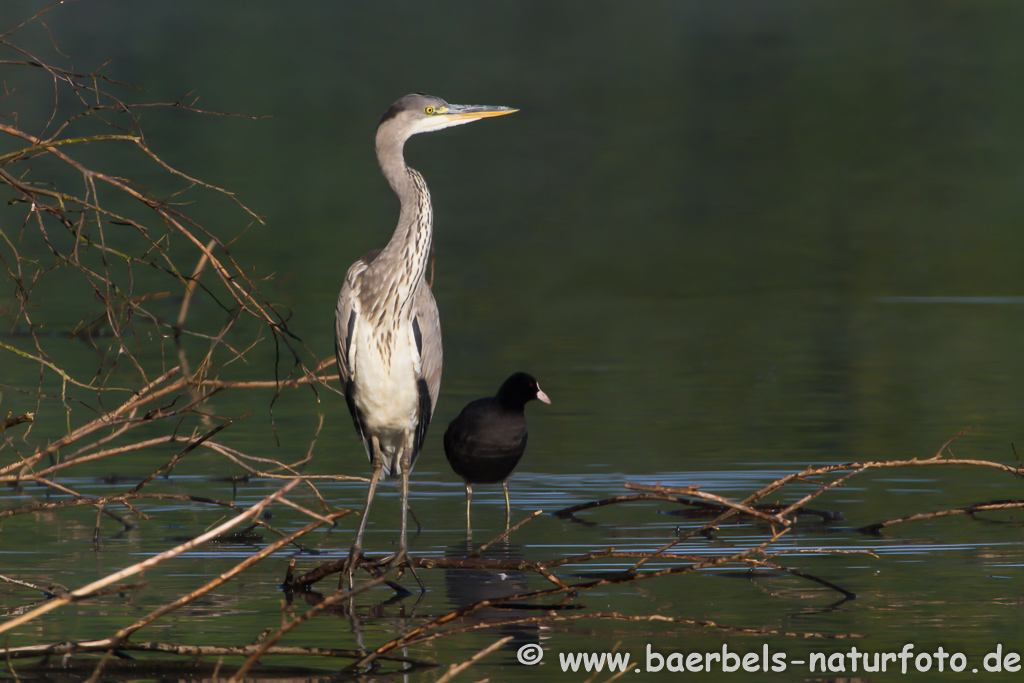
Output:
top-left (2, 2), bottom-right (1023, 681)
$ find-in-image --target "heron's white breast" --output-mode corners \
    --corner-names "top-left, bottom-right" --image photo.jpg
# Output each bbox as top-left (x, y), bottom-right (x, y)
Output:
top-left (350, 317), bottom-right (421, 441)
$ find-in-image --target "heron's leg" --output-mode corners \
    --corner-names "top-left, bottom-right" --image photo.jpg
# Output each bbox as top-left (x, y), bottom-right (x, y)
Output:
top-left (502, 480), bottom-right (511, 531)
top-left (398, 458), bottom-right (410, 555)
top-left (344, 437), bottom-right (383, 589)
top-left (464, 483), bottom-right (473, 538)
top-left (387, 441), bottom-right (425, 592)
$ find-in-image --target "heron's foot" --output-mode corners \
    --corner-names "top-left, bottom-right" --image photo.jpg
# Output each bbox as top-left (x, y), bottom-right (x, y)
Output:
top-left (379, 548), bottom-right (426, 593)
top-left (341, 546), bottom-right (366, 589)
top-left (344, 545), bottom-right (366, 569)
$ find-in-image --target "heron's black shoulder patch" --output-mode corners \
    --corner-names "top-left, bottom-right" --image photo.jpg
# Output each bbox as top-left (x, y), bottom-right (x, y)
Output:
top-left (412, 378), bottom-right (433, 466)
top-left (344, 379), bottom-right (368, 448)
top-left (344, 310), bottom-right (356, 357)
top-left (412, 317), bottom-right (423, 355)
top-left (361, 248), bottom-right (383, 265)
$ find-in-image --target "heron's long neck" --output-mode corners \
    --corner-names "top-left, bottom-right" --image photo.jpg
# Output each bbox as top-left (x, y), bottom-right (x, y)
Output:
top-left (369, 137), bottom-right (433, 318)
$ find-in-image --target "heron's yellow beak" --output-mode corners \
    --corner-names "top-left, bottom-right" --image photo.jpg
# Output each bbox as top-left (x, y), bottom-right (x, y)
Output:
top-left (439, 104), bottom-right (518, 122)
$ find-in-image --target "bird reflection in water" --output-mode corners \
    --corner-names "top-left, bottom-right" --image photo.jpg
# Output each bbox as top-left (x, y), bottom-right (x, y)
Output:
top-left (443, 540), bottom-right (542, 658)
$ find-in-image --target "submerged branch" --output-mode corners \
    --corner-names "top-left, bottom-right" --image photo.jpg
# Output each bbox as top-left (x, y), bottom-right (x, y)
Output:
top-left (857, 499), bottom-right (1024, 535)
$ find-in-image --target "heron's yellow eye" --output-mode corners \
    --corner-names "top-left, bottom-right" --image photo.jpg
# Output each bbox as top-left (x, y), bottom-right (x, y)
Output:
top-left (425, 106), bottom-right (435, 115)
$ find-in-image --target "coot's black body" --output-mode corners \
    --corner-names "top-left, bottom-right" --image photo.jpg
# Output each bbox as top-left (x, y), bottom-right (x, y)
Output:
top-left (443, 372), bottom-right (550, 531)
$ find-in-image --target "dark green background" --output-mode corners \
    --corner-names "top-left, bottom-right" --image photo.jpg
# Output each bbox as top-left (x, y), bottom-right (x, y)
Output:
top-left (2, 2), bottom-right (1023, 680)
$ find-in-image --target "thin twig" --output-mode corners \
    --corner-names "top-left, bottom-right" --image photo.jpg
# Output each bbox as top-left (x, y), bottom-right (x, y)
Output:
top-left (436, 636), bottom-right (513, 683)
top-left (624, 483), bottom-right (789, 526)
top-left (470, 510), bottom-right (544, 557)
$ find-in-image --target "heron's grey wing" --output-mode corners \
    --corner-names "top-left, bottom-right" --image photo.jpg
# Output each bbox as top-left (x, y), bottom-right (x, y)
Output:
top-left (414, 279), bottom-right (443, 413)
top-left (335, 249), bottom-right (382, 388)
top-left (334, 282), bottom-right (355, 389)
top-left (411, 279), bottom-right (442, 460)
top-left (335, 260), bottom-right (371, 457)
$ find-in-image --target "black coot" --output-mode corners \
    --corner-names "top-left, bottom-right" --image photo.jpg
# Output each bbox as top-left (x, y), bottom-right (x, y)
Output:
top-left (443, 372), bottom-right (551, 532)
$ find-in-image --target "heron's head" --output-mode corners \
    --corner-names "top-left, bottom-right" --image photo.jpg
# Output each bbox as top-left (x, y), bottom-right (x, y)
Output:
top-left (377, 93), bottom-right (517, 145)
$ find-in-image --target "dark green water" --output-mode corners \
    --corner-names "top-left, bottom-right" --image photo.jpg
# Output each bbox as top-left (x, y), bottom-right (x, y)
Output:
top-left (2, 2), bottom-right (1024, 681)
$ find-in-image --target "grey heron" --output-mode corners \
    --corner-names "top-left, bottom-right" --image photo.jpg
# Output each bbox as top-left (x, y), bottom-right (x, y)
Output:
top-left (335, 93), bottom-right (516, 582)
top-left (443, 372), bottom-right (550, 534)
